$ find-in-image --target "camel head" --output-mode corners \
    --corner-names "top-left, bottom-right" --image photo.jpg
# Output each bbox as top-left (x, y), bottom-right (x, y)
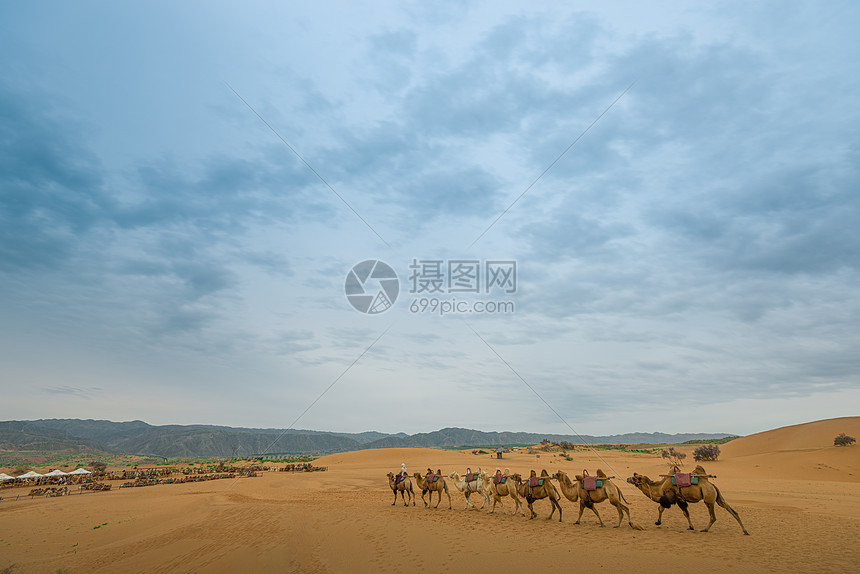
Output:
top-left (448, 472), bottom-right (459, 480)
top-left (386, 472), bottom-right (394, 479)
top-left (627, 473), bottom-right (645, 487)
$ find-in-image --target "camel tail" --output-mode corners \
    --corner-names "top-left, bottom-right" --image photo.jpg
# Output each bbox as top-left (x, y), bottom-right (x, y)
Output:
top-left (715, 486), bottom-right (728, 507)
top-left (630, 520), bottom-right (645, 531)
top-left (714, 485), bottom-right (737, 513)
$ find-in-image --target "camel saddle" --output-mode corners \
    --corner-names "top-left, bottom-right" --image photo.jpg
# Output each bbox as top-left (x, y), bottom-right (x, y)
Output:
top-left (493, 474), bottom-right (507, 485)
top-left (465, 472), bottom-right (478, 483)
top-left (394, 474), bottom-right (405, 485)
top-left (671, 473), bottom-right (697, 487)
top-left (528, 477), bottom-right (544, 488)
top-left (581, 476), bottom-right (604, 491)
top-left (426, 473), bottom-right (439, 483)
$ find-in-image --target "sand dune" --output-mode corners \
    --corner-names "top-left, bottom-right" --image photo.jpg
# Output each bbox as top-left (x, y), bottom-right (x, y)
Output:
top-left (721, 416), bottom-right (860, 457)
top-left (1, 419), bottom-right (858, 573)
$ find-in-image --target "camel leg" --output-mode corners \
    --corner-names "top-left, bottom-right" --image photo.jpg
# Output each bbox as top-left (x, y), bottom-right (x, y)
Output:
top-left (527, 499), bottom-right (537, 519)
top-left (716, 492), bottom-right (750, 535)
top-left (434, 489), bottom-right (441, 509)
top-left (446, 487), bottom-right (452, 510)
top-left (553, 497), bottom-right (563, 522)
top-left (678, 500), bottom-right (695, 531)
top-left (402, 489), bottom-right (409, 507)
top-left (392, 489), bottom-right (397, 506)
top-left (575, 502), bottom-right (585, 525)
top-left (655, 505), bottom-right (664, 526)
top-left (701, 501), bottom-right (718, 532)
top-left (589, 504), bottom-right (604, 527)
top-left (613, 501), bottom-right (625, 528)
top-left (618, 502), bottom-right (636, 529)
top-left (410, 486), bottom-right (415, 506)
top-left (491, 494), bottom-right (502, 514)
top-left (543, 494), bottom-right (561, 522)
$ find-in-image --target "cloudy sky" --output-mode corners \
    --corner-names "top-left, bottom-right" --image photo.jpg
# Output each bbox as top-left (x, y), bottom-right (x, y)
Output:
top-left (2, 1), bottom-right (858, 437)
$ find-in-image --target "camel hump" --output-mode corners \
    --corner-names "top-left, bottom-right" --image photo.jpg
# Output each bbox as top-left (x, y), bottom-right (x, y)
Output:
top-left (574, 474), bottom-right (584, 481)
top-left (540, 469), bottom-right (550, 477)
top-left (596, 469), bottom-right (607, 477)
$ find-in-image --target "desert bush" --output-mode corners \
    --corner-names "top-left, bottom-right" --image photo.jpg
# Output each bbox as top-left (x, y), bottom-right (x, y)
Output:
top-left (558, 441), bottom-right (575, 451)
top-left (693, 444), bottom-right (721, 461)
top-left (834, 433), bottom-right (856, 447)
top-left (661, 447), bottom-right (687, 468)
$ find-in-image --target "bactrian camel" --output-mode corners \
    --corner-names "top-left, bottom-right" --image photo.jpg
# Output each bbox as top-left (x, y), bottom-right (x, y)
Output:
top-left (481, 469), bottom-right (524, 516)
top-left (513, 471), bottom-right (563, 522)
top-left (386, 472), bottom-right (415, 507)
top-left (627, 465), bottom-right (749, 535)
top-left (552, 469), bottom-right (643, 530)
top-left (448, 471), bottom-right (491, 510)
top-left (412, 472), bottom-right (452, 509)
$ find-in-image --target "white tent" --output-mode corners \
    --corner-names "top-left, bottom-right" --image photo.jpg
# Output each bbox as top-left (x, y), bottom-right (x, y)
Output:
top-left (16, 471), bottom-right (43, 479)
top-left (0, 473), bottom-right (14, 481)
top-left (44, 469), bottom-right (68, 477)
top-left (68, 468), bottom-right (92, 475)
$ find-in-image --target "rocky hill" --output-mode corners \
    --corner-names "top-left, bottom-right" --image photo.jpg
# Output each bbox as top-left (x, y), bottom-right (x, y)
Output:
top-left (0, 419), bottom-right (735, 458)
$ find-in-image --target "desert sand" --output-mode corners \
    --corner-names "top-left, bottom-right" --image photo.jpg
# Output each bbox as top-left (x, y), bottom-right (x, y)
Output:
top-left (1, 417), bottom-right (858, 573)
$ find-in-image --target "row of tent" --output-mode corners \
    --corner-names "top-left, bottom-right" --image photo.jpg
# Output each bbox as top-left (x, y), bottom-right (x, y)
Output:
top-left (0, 468), bottom-right (93, 481)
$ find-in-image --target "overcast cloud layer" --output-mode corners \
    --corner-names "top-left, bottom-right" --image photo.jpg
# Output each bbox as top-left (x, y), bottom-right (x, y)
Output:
top-left (1, 1), bottom-right (858, 436)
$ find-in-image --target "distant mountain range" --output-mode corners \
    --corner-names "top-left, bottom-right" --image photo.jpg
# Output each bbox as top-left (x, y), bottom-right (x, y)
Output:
top-left (0, 419), bottom-right (736, 458)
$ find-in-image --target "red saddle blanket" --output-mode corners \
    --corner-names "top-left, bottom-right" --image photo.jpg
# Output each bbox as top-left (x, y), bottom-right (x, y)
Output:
top-left (394, 474), bottom-right (405, 485)
top-left (528, 477), bottom-right (544, 488)
top-left (581, 476), bottom-right (604, 491)
top-left (465, 473), bottom-right (478, 482)
top-left (493, 475), bottom-right (507, 485)
top-left (671, 473), bottom-right (697, 487)
top-left (426, 474), bottom-right (439, 483)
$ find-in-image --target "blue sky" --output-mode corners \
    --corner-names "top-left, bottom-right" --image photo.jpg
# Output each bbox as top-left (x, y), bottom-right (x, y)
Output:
top-left (1, 1), bottom-right (858, 435)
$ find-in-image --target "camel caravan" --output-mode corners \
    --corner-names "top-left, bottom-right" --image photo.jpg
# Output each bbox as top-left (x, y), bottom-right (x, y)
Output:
top-left (389, 465), bottom-right (749, 534)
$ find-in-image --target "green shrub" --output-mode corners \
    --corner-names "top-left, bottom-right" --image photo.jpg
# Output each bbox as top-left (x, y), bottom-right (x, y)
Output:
top-left (693, 444), bottom-right (720, 461)
top-left (834, 433), bottom-right (856, 447)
